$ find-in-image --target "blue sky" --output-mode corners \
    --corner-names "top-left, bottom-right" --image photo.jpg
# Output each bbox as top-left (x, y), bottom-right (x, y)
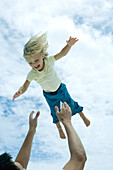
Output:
top-left (0, 0), bottom-right (113, 169)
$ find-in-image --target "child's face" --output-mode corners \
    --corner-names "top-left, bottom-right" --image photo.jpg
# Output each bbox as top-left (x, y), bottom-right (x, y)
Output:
top-left (26, 53), bottom-right (45, 71)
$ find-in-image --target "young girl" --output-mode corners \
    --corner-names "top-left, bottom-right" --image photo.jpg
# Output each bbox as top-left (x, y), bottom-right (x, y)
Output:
top-left (13, 33), bottom-right (90, 139)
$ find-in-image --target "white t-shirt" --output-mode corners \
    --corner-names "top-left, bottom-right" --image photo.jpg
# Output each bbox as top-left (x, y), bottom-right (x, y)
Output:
top-left (26, 56), bottom-right (61, 91)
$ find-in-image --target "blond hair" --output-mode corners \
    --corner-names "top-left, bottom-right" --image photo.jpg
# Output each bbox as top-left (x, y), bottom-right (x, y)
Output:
top-left (23, 32), bottom-right (48, 59)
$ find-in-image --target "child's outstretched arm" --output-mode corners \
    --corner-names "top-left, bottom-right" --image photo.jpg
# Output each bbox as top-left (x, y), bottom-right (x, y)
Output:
top-left (54, 36), bottom-right (79, 61)
top-left (13, 80), bottom-right (30, 100)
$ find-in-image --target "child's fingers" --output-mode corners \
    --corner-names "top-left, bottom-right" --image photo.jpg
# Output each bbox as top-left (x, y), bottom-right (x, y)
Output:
top-left (13, 94), bottom-right (18, 100)
top-left (12, 95), bottom-right (18, 100)
top-left (75, 38), bottom-right (79, 42)
top-left (13, 96), bottom-right (16, 100)
top-left (12, 95), bottom-right (16, 100)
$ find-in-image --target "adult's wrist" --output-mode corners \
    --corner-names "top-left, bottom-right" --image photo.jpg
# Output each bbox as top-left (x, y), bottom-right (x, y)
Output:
top-left (62, 120), bottom-right (72, 126)
top-left (29, 127), bottom-right (36, 134)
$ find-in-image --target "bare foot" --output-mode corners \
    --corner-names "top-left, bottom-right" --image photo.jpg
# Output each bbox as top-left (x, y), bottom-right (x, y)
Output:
top-left (56, 122), bottom-right (66, 139)
top-left (59, 128), bottom-right (66, 139)
top-left (82, 117), bottom-right (90, 127)
top-left (79, 112), bottom-right (90, 127)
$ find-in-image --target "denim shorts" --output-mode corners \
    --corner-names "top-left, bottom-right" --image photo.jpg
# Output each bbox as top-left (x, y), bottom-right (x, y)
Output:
top-left (43, 83), bottom-right (83, 124)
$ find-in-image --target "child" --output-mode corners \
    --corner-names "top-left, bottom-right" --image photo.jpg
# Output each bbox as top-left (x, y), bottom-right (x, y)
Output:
top-left (13, 33), bottom-right (90, 139)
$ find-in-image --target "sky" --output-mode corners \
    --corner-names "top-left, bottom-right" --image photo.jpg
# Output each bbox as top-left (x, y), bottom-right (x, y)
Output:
top-left (0, 0), bottom-right (113, 169)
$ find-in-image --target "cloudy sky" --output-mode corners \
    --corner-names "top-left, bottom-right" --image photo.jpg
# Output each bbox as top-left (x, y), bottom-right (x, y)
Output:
top-left (0, 0), bottom-right (113, 169)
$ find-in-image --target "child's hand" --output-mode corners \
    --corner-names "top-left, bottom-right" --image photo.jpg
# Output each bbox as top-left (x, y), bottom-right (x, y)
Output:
top-left (66, 36), bottom-right (79, 47)
top-left (13, 87), bottom-right (23, 100)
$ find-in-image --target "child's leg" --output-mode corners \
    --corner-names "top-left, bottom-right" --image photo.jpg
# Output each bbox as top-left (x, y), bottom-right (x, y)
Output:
top-left (58, 84), bottom-right (90, 127)
top-left (43, 91), bottom-right (65, 138)
top-left (78, 112), bottom-right (90, 127)
top-left (56, 122), bottom-right (66, 139)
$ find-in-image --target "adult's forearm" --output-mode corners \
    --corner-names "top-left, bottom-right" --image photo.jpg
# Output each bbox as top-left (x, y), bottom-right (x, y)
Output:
top-left (15, 129), bottom-right (35, 169)
top-left (63, 121), bottom-right (86, 157)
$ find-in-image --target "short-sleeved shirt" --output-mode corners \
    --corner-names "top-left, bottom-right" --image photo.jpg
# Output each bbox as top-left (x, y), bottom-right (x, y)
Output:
top-left (26, 56), bottom-right (62, 92)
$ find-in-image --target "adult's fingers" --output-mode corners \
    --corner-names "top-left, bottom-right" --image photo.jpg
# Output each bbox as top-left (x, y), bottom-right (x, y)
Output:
top-left (55, 106), bottom-right (59, 114)
top-left (64, 102), bottom-right (70, 109)
top-left (29, 111), bottom-right (34, 120)
top-left (61, 102), bottom-right (65, 108)
top-left (35, 111), bottom-right (40, 119)
top-left (63, 102), bottom-right (67, 107)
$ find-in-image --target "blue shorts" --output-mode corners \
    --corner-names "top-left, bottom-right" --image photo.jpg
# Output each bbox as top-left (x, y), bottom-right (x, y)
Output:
top-left (43, 83), bottom-right (83, 124)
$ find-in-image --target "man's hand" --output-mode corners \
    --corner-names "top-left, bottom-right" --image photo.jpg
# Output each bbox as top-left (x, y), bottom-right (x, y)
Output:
top-left (29, 111), bottom-right (40, 132)
top-left (15, 111), bottom-right (40, 169)
top-left (66, 36), bottom-right (79, 47)
top-left (55, 102), bottom-right (72, 124)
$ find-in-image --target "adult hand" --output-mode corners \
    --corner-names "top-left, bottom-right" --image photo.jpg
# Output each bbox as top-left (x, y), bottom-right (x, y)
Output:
top-left (29, 111), bottom-right (40, 132)
top-left (15, 111), bottom-right (40, 169)
top-left (55, 102), bottom-right (72, 124)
